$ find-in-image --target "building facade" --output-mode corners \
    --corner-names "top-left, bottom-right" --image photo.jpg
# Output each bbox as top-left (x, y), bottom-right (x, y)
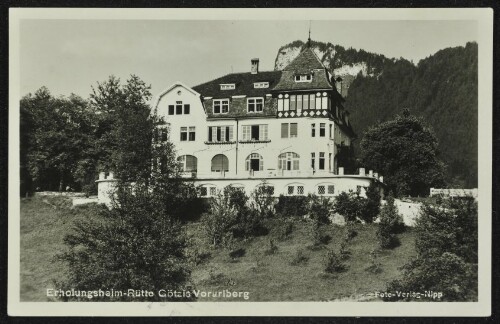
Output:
top-left (97, 45), bottom-right (384, 204)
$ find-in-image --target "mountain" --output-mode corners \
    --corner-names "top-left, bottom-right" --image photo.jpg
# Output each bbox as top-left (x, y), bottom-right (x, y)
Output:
top-left (274, 41), bottom-right (478, 188)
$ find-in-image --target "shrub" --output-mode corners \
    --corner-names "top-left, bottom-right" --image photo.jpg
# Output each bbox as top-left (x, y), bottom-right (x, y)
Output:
top-left (310, 221), bottom-right (332, 247)
top-left (290, 249), bottom-right (309, 266)
top-left (228, 248), bottom-right (246, 260)
top-left (275, 195), bottom-right (310, 218)
top-left (365, 249), bottom-right (383, 274)
top-left (202, 192), bottom-right (237, 247)
top-left (324, 250), bottom-right (346, 273)
top-left (386, 199), bottom-right (478, 301)
top-left (250, 181), bottom-right (276, 218)
top-left (361, 182), bottom-right (381, 223)
top-left (57, 183), bottom-right (194, 301)
top-left (308, 194), bottom-right (333, 224)
top-left (333, 191), bottom-right (364, 223)
top-left (377, 194), bottom-right (405, 249)
top-left (344, 223), bottom-right (358, 242)
top-left (264, 239), bottom-right (278, 255)
top-left (275, 219), bottom-right (294, 240)
top-left (339, 241), bottom-right (351, 260)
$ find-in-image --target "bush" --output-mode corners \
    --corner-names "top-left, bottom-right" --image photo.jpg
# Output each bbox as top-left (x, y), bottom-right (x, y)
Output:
top-left (308, 194), bottom-right (333, 224)
top-left (386, 199), bottom-right (478, 301)
top-left (324, 250), bottom-right (346, 273)
top-left (377, 195), bottom-right (405, 249)
top-left (339, 241), bottom-right (351, 260)
top-left (365, 249), bottom-right (383, 274)
top-left (361, 182), bottom-right (381, 223)
top-left (202, 192), bottom-right (237, 247)
top-left (290, 249), bottom-right (309, 266)
top-left (310, 221), bottom-right (332, 247)
top-left (264, 239), bottom-right (278, 255)
top-left (333, 191), bottom-right (365, 223)
top-left (250, 181), bottom-right (276, 218)
top-left (57, 184), bottom-right (194, 301)
top-left (344, 223), bottom-right (358, 242)
top-left (274, 219), bottom-right (294, 240)
top-left (275, 195), bottom-right (310, 218)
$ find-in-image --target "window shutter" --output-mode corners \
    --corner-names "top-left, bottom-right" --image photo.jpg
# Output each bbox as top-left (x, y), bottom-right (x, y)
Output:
top-left (228, 126), bottom-right (233, 141)
top-left (259, 159), bottom-right (263, 171)
top-left (281, 123), bottom-right (288, 138)
top-left (208, 127), bottom-right (212, 142)
top-left (221, 127), bottom-right (226, 142)
top-left (211, 127), bottom-right (217, 142)
top-left (261, 125), bottom-right (268, 140)
top-left (290, 123), bottom-right (298, 137)
top-left (242, 125), bottom-right (249, 141)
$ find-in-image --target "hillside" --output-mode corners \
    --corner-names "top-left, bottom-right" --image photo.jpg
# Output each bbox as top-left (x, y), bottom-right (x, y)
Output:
top-left (274, 41), bottom-right (478, 187)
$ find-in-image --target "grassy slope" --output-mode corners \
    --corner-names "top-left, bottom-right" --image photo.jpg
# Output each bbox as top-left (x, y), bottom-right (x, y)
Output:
top-left (20, 196), bottom-right (416, 302)
top-left (20, 196), bottom-right (100, 301)
top-left (188, 219), bottom-right (416, 301)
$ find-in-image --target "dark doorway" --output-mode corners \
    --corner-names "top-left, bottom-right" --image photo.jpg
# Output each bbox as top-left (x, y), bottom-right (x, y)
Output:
top-left (250, 158), bottom-right (260, 171)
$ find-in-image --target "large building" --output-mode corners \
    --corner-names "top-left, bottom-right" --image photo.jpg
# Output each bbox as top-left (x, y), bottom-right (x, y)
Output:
top-left (97, 43), bottom-right (384, 203)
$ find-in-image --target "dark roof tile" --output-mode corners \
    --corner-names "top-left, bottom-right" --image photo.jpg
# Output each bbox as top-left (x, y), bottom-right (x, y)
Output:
top-left (192, 71), bottom-right (282, 98)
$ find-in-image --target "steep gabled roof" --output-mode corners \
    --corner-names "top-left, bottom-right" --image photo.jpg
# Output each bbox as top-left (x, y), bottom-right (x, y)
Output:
top-left (283, 47), bottom-right (325, 72)
top-left (273, 47), bottom-right (334, 91)
top-left (192, 71), bottom-right (282, 99)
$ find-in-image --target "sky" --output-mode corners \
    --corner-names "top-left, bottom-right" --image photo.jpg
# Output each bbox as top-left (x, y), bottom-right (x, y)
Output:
top-left (19, 19), bottom-right (477, 99)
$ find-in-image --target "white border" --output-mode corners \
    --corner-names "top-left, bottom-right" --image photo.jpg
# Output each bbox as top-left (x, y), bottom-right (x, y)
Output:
top-left (8, 8), bottom-right (493, 317)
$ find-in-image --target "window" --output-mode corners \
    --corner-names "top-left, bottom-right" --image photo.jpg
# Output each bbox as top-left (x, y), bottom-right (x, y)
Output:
top-left (311, 153), bottom-right (315, 169)
top-left (254, 82), bottom-right (269, 89)
top-left (242, 125), bottom-right (268, 141)
top-left (281, 123), bottom-right (298, 138)
top-left (211, 154), bottom-right (229, 172)
top-left (318, 185), bottom-right (326, 195)
top-left (200, 187), bottom-right (208, 197)
top-left (295, 74), bottom-right (312, 82)
top-left (247, 98), bottom-right (264, 112)
top-left (311, 124), bottom-right (316, 137)
top-left (210, 187), bottom-right (217, 196)
top-left (180, 127), bottom-right (187, 141)
top-left (208, 126), bottom-right (233, 142)
top-left (177, 155), bottom-right (198, 172)
top-left (328, 185), bottom-right (335, 195)
top-left (290, 95), bottom-right (296, 111)
top-left (168, 105), bottom-right (174, 115)
top-left (213, 99), bottom-right (229, 114)
top-left (329, 124), bottom-right (333, 139)
top-left (329, 153), bottom-right (332, 171)
top-left (189, 127), bottom-right (196, 141)
top-left (180, 126), bottom-right (195, 142)
top-left (297, 186), bottom-right (304, 195)
top-left (176, 101), bottom-right (183, 115)
top-left (278, 152), bottom-right (300, 171)
top-left (246, 153), bottom-right (263, 171)
top-left (184, 104), bottom-right (190, 114)
top-left (319, 152), bottom-right (325, 170)
top-left (220, 84), bottom-right (235, 90)
top-left (320, 123), bottom-right (326, 137)
top-left (288, 186), bottom-right (294, 195)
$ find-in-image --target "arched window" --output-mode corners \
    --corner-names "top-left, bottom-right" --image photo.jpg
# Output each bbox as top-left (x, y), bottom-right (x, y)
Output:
top-left (211, 154), bottom-right (229, 172)
top-left (177, 155), bottom-right (197, 172)
top-left (245, 153), bottom-right (263, 171)
top-left (278, 152), bottom-right (300, 171)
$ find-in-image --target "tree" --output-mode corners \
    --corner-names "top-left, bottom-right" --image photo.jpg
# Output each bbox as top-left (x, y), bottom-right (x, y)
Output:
top-left (361, 182), bottom-right (381, 223)
top-left (58, 115), bottom-right (199, 301)
top-left (333, 190), bottom-right (364, 223)
top-left (387, 198), bottom-right (478, 301)
top-left (20, 88), bottom-right (96, 192)
top-left (376, 194), bottom-right (405, 249)
top-left (90, 75), bottom-right (154, 183)
top-left (360, 109), bottom-right (446, 197)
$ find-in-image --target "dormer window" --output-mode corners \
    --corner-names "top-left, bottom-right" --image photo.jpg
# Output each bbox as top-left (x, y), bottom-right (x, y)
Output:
top-left (295, 74), bottom-right (312, 82)
top-left (247, 98), bottom-right (264, 113)
top-left (220, 84), bottom-right (235, 90)
top-left (213, 99), bottom-right (229, 114)
top-left (254, 82), bottom-right (269, 89)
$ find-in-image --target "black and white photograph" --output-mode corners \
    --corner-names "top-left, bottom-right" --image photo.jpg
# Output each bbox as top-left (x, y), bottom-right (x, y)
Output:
top-left (7, 8), bottom-right (493, 317)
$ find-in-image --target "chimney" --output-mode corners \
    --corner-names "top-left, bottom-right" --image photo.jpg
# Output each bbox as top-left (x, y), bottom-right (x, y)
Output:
top-left (251, 58), bottom-right (259, 74)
